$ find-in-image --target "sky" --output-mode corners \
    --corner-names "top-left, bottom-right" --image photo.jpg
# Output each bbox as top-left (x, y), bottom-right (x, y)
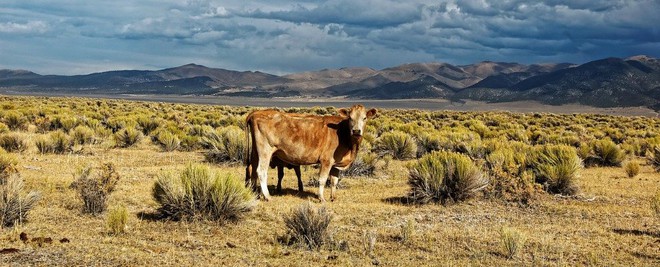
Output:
top-left (0, 0), bottom-right (658, 75)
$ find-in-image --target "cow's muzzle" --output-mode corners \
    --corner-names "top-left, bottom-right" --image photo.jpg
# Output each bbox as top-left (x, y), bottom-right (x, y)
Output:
top-left (351, 129), bottom-right (362, 136)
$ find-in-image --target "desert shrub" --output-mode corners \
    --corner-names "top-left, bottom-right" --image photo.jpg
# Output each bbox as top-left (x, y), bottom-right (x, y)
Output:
top-left (0, 122), bottom-right (8, 134)
top-left (155, 131), bottom-right (180, 152)
top-left (407, 151), bottom-right (488, 204)
top-left (179, 135), bottom-right (201, 151)
top-left (114, 127), bottom-right (143, 148)
top-left (50, 131), bottom-right (73, 154)
top-left (651, 191), bottom-right (660, 217)
top-left (500, 227), bottom-right (526, 259)
top-left (136, 116), bottom-right (160, 135)
top-left (283, 202), bottom-right (332, 250)
top-left (0, 174), bottom-right (41, 227)
top-left (342, 152), bottom-right (379, 177)
top-left (0, 152), bottom-right (19, 181)
top-left (585, 139), bottom-right (624, 167)
top-left (152, 164), bottom-right (256, 221)
top-left (34, 136), bottom-right (54, 154)
top-left (107, 205), bottom-right (129, 235)
top-left (485, 148), bottom-right (539, 203)
top-left (71, 125), bottom-right (96, 145)
top-left (57, 116), bottom-right (78, 132)
top-left (189, 124), bottom-right (213, 137)
top-left (2, 111), bottom-right (27, 131)
top-left (532, 145), bottom-right (582, 195)
top-left (624, 161), bottom-right (640, 178)
top-left (0, 133), bottom-right (29, 153)
top-left (374, 131), bottom-right (417, 160)
top-left (649, 146), bottom-right (660, 172)
top-left (73, 163), bottom-right (121, 215)
top-left (202, 126), bottom-right (245, 164)
top-left (416, 132), bottom-right (442, 157)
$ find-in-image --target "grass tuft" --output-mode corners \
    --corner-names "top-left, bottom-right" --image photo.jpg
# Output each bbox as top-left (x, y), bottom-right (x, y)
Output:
top-left (623, 161), bottom-right (640, 178)
top-left (107, 205), bottom-right (129, 235)
top-left (500, 227), bottom-right (525, 259)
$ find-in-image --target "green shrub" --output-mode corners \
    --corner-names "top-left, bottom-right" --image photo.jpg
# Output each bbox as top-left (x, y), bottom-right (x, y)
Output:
top-left (2, 111), bottom-right (27, 131)
top-left (485, 148), bottom-right (539, 203)
top-left (408, 151), bottom-right (488, 204)
top-left (0, 122), bottom-right (8, 134)
top-left (1, 174), bottom-right (41, 227)
top-left (155, 131), bottom-right (180, 152)
top-left (416, 132), bottom-right (442, 157)
top-left (34, 136), bottom-right (54, 154)
top-left (374, 131), bottom-right (417, 160)
top-left (532, 145), bottom-right (582, 195)
top-left (650, 146), bottom-right (660, 172)
top-left (71, 125), bottom-right (96, 145)
top-left (652, 191), bottom-right (660, 217)
top-left (0, 133), bottom-right (29, 153)
top-left (107, 205), bottom-right (129, 235)
top-left (114, 127), bottom-right (143, 148)
top-left (0, 152), bottom-right (19, 181)
top-left (73, 163), bottom-right (120, 215)
top-left (283, 202), bottom-right (332, 250)
top-left (585, 139), bottom-right (624, 167)
top-left (624, 161), bottom-right (640, 178)
top-left (136, 116), bottom-right (160, 135)
top-left (50, 131), bottom-right (73, 154)
top-left (152, 164), bottom-right (256, 221)
top-left (202, 126), bottom-right (246, 164)
top-left (342, 152), bottom-right (379, 177)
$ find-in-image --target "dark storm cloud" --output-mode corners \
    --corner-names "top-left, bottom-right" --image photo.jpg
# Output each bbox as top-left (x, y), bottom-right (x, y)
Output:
top-left (0, 0), bottom-right (657, 75)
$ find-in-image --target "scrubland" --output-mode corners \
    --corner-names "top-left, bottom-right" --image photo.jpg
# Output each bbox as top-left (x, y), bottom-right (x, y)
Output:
top-left (0, 95), bottom-right (658, 266)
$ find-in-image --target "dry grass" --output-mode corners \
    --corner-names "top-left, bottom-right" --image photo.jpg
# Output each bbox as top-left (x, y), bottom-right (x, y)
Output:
top-left (0, 96), bottom-right (658, 266)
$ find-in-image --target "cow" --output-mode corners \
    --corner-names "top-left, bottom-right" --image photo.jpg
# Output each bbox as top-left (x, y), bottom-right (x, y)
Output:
top-left (245, 105), bottom-right (377, 202)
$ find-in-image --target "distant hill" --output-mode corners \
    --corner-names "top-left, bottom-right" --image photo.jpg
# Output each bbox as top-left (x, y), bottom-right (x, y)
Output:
top-left (1, 56), bottom-right (658, 110)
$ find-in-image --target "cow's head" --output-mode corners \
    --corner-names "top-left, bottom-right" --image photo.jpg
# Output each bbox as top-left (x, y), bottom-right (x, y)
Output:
top-left (338, 105), bottom-right (377, 137)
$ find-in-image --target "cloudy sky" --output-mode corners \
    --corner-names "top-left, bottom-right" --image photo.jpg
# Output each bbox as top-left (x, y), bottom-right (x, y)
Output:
top-left (1, 0), bottom-right (658, 75)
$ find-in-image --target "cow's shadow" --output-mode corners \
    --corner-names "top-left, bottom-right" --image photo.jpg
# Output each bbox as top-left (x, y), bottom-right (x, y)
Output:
top-left (267, 185), bottom-right (318, 199)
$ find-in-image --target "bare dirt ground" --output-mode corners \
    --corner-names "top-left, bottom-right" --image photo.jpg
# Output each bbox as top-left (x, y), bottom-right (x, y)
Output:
top-left (1, 91), bottom-right (657, 117)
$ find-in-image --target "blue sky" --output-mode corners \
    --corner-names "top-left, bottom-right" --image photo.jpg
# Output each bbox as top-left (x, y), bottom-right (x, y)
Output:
top-left (1, 0), bottom-right (658, 75)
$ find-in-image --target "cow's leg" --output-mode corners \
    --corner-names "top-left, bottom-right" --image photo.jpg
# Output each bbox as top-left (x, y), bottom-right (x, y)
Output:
top-left (256, 152), bottom-right (273, 201)
top-left (294, 166), bottom-right (303, 192)
top-left (317, 162), bottom-right (333, 202)
top-left (245, 162), bottom-right (252, 188)
top-left (330, 168), bottom-right (340, 202)
top-left (276, 164), bottom-right (284, 194)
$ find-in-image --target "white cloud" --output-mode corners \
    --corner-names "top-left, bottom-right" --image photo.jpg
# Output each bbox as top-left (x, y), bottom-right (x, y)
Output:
top-left (0, 20), bottom-right (48, 34)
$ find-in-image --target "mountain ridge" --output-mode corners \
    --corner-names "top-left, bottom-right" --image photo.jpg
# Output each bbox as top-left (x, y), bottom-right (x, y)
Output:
top-left (1, 55), bottom-right (658, 110)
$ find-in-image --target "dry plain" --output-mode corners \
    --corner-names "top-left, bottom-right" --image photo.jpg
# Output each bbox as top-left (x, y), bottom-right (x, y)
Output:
top-left (0, 95), bottom-right (658, 266)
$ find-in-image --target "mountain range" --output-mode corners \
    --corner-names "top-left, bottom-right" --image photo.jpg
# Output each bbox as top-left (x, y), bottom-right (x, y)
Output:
top-left (1, 55), bottom-right (659, 110)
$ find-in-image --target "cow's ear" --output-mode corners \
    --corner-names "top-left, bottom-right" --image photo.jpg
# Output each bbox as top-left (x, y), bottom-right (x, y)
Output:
top-left (338, 108), bottom-right (350, 117)
top-left (366, 108), bottom-right (377, 118)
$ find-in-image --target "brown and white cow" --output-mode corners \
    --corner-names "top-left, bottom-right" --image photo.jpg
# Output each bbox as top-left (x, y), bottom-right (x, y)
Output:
top-left (245, 105), bottom-right (377, 202)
